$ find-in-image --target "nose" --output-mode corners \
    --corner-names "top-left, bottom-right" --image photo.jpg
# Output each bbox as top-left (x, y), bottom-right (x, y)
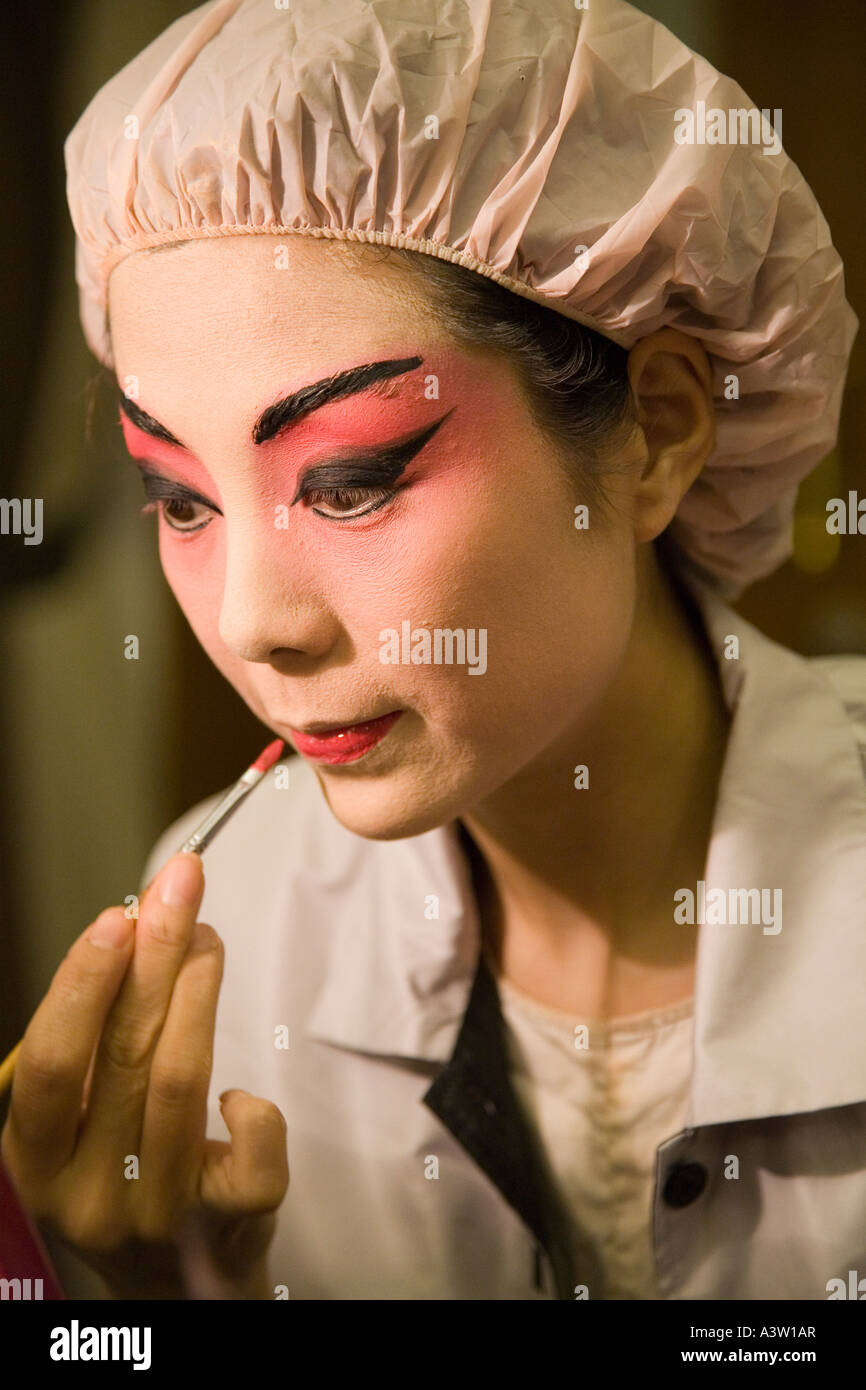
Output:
top-left (217, 525), bottom-right (339, 664)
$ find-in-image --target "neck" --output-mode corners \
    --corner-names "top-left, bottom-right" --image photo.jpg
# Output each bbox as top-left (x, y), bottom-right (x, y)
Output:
top-left (458, 545), bottom-right (732, 974)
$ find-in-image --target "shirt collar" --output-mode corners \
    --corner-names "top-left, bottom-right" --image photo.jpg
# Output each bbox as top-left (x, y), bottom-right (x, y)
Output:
top-left (683, 573), bottom-right (866, 1125)
top-left (306, 574), bottom-right (866, 1126)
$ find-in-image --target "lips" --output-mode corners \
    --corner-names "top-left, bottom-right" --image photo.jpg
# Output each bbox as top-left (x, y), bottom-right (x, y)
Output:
top-left (288, 710), bottom-right (403, 764)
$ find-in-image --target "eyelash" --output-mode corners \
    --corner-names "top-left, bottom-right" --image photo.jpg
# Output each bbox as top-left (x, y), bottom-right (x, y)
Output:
top-left (139, 482), bottom-right (404, 533)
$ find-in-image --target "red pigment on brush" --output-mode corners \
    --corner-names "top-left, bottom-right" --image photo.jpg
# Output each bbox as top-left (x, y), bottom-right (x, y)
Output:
top-left (251, 738), bottom-right (286, 773)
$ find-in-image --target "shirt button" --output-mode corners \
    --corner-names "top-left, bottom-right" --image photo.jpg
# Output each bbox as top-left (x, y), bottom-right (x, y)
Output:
top-left (662, 1160), bottom-right (707, 1208)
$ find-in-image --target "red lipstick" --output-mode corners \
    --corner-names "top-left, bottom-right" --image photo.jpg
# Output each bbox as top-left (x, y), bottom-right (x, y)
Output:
top-left (289, 711), bottom-right (402, 763)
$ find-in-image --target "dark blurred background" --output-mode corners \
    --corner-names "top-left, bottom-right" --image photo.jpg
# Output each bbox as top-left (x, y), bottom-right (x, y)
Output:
top-left (0, 0), bottom-right (864, 1103)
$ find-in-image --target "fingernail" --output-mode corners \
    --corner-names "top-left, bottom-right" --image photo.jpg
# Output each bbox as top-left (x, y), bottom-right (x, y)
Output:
top-left (159, 852), bottom-right (202, 907)
top-left (89, 911), bottom-right (131, 949)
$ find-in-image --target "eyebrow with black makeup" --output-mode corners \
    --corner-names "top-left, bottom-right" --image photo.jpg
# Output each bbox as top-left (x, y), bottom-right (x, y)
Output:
top-left (117, 355), bottom-right (424, 448)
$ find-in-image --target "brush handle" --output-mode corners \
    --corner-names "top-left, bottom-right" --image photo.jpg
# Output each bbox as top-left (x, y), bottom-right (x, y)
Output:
top-left (178, 767), bottom-right (264, 855)
top-left (0, 1039), bottom-right (20, 1096)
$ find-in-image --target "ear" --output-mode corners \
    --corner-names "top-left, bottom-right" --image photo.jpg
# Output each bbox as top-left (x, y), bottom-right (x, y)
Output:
top-left (626, 328), bottom-right (716, 544)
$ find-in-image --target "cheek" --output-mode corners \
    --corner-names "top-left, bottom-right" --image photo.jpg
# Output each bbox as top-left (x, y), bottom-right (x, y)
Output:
top-left (335, 450), bottom-right (632, 738)
top-left (158, 521), bottom-right (230, 664)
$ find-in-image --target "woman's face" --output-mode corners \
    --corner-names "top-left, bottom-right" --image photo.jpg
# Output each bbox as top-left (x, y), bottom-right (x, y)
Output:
top-left (108, 236), bottom-right (639, 839)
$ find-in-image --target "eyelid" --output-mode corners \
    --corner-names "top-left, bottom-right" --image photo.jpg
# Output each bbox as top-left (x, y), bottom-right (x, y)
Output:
top-left (291, 409), bottom-right (455, 505)
top-left (135, 467), bottom-right (222, 514)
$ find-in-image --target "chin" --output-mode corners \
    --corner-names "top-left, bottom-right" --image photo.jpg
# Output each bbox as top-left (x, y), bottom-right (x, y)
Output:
top-left (312, 766), bottom-right (464, 841)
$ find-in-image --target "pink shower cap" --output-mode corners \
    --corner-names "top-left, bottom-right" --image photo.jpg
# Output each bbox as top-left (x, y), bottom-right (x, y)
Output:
top-left (64, 0), bottom-right (857, 597)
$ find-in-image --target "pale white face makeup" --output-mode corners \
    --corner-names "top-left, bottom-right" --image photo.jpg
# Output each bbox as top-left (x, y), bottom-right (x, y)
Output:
top-left (108, 235), bottom-right (641, 840)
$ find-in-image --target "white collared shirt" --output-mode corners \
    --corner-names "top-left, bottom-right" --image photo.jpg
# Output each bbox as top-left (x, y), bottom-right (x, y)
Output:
top-left (143, 577), bottom-right (866, 1300)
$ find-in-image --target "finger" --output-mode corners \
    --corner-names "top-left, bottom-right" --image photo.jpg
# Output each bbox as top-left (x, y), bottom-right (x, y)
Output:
top-left (201, 1092), bottom-right (289, 1217)
top-left (138, 921), bottom-right (224, 1222)
top-left (3, 909), bottom-right (134, 1178)
top-left (79, 852), bottom-right (204, 1160)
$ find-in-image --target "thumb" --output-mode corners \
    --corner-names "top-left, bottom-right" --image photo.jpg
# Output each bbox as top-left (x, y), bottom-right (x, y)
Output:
top-left (201, 1090), bottom-right (289, 1216)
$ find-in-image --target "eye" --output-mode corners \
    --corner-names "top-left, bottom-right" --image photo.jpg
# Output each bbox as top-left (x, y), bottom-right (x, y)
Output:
top-left (140, 498), bottom-right (214, 533)
top-left (135, 468), bottom-right (217, 534)
top-left (293, 412), bottom-right (455, 520)
top-left (303, 484), bottom-right (401, 520)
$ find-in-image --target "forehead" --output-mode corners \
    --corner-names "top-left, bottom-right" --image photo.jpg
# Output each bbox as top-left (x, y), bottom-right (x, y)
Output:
top-left (107, 235), bottom-right (448, 436)
top-left (108, 235), bottom-right (430, 345)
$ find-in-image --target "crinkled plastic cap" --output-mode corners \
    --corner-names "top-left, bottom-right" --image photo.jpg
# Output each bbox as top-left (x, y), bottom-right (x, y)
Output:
top-left (64, 0), bottom-right (858, 598)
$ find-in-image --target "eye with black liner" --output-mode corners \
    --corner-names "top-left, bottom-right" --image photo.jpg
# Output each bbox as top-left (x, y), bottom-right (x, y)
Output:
top-left (137, 471), bottom-right (220, 533)
top-left (291, 410), bottom-right (455, 520)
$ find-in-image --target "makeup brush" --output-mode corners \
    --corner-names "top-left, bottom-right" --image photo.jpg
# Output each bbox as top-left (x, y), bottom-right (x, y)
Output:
top-left (177, 736), bottom-right (285, 854)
